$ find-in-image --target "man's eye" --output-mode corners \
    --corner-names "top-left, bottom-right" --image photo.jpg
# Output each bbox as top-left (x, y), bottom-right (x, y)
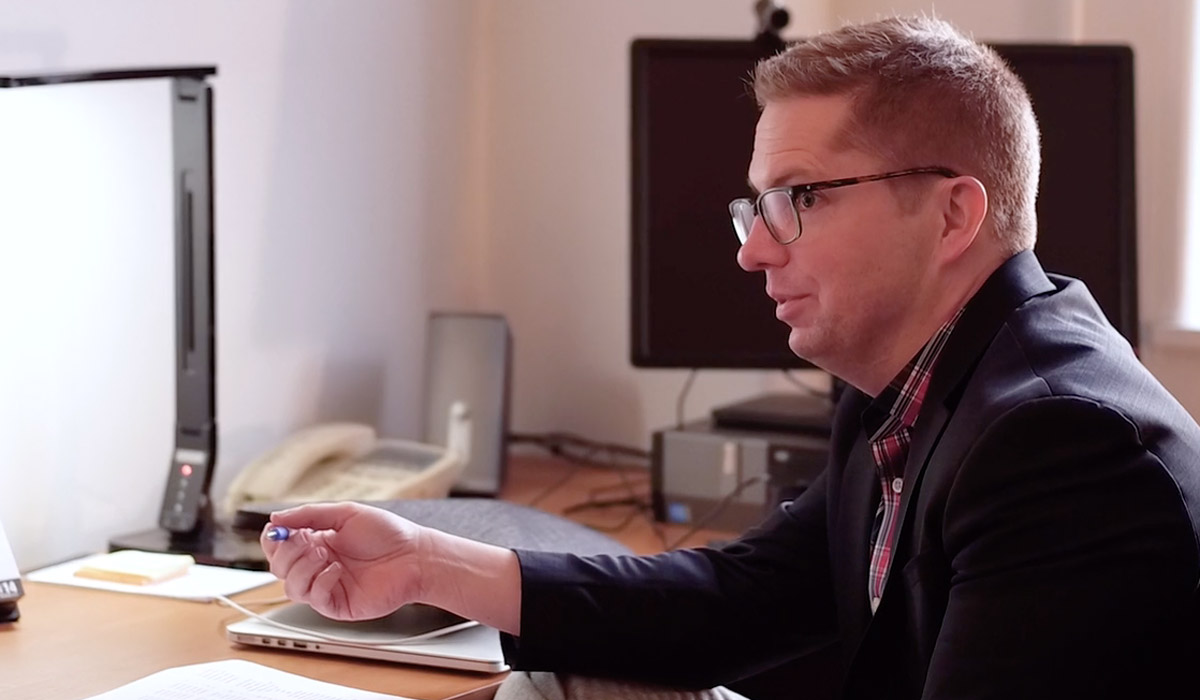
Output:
top-left (796, 190), bottom-right (820, 210)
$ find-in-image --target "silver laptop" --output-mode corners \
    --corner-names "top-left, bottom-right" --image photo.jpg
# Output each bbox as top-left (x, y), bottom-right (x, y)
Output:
top-left (226, 602), bottom-right (508, 673)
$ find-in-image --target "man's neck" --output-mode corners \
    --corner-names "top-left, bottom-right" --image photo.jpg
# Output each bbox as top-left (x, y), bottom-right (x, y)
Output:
top-left (856, 315), bottom-right (961, 397)
top-left (851, 252), bottom-right (1007, 397)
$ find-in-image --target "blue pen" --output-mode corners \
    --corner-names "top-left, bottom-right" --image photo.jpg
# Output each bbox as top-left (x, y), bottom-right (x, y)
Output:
top-left (266, 526), bottom-right (291, 541)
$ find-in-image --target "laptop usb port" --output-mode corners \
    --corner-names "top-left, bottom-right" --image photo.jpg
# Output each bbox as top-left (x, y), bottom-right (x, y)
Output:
top-left (293, 642), bottom-right (308, 649)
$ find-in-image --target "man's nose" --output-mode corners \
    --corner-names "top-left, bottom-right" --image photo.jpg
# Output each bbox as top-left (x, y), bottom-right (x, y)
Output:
top-left (737, 216), bottom-right (788, 272)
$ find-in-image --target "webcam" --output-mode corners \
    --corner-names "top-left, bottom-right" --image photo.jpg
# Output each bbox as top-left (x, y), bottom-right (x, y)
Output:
top-left (754, 0), bottom-right (790, 37)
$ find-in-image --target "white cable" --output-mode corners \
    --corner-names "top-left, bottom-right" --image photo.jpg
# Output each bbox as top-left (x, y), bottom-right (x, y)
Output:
top-left (228, 595), bottom-right (292, 607)
top-left (215, 595), bottom-right (481, 646)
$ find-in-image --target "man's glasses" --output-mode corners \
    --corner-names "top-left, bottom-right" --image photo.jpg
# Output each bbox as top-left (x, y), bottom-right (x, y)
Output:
top-left (728, 166), bottom-right (959, 245)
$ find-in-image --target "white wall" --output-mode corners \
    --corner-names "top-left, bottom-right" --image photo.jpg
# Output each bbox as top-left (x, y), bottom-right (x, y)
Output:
top-left (0, 0), bottom-right (485, 569)
top-left (477, 0), bottom-right (832, 450)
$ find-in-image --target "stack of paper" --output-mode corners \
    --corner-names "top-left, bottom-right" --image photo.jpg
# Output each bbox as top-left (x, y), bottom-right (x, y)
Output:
top-left (26, 552), bottom-right (276, 601)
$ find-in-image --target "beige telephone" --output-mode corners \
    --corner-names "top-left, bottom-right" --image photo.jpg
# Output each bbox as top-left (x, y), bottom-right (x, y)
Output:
top-left (222, 402), bottom-right (472, 516)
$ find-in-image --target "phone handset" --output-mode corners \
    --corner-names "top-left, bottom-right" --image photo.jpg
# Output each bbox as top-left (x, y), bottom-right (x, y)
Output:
top-left (445, 401), bottom-right (471, 464)
top-left (222, 423), bottom-right (376, 516)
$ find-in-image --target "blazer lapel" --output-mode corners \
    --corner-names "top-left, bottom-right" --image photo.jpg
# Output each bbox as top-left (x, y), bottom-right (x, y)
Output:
top-left (875, 250), bottom-right (1057, 595)
top-left (839, 434), bottom-right (880, 637)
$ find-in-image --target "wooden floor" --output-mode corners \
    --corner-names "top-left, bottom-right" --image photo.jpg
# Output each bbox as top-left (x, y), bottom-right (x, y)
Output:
top-left (499, 453), bottom-right (735, 555)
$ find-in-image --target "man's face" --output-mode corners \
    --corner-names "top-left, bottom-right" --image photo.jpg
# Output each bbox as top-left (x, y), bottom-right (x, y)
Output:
top-left (737, 94), bottom-right (942, 380)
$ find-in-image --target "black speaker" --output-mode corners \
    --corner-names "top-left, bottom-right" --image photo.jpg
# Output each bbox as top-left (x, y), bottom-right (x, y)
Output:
top-left (422, 312), bottom-right (512, 495)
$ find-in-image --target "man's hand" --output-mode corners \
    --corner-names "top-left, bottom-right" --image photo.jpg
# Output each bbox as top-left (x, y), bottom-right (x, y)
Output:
top-left (261, 501), bottom-right (524, 634)
top-left (261, 502), bottom-right (426, 621)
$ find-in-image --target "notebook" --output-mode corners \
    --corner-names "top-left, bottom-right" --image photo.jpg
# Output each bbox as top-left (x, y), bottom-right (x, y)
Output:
top-left (225, 602), bottom-right (508, 674)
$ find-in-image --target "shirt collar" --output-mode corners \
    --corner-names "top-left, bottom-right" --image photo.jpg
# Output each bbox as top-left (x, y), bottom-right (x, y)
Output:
top-left (862, 308), bottom-right (965, 441)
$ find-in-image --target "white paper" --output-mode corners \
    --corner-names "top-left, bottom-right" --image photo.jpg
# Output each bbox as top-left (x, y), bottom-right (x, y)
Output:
top-left (25, 552), bottom-right (276, 601)
top-left (84, 659), bottom-right (415, 700)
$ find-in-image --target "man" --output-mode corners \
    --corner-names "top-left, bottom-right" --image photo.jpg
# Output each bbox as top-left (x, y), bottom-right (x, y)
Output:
top-left (263, 15), bottom-right (1200, 699)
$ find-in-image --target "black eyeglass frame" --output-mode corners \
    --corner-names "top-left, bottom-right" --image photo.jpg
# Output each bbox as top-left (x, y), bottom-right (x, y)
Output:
top-left (729, 166), bottom-right (960, 245)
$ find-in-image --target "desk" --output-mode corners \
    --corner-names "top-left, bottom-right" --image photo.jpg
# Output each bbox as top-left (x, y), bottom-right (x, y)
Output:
top-left (0, 456), bottom-right (733, 699)
top-left (1, 581), bottom-right (506, 700)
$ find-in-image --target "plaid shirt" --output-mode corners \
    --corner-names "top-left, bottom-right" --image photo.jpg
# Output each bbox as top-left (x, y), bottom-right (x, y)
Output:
top-left (862, 309), bottom-right (963, 613)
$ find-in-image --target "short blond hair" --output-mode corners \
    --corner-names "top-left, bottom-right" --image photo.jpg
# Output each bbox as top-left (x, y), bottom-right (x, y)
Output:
top-left (754, 15), bottom-right (1041, 254)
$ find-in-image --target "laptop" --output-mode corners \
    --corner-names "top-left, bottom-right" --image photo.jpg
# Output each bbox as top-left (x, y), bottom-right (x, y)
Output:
top-left (226, 602), bottom-right (508, 673)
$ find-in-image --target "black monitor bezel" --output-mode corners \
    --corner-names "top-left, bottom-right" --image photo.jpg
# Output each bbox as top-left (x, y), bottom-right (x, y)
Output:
top-left (630, 39), bottom-right (808, 369)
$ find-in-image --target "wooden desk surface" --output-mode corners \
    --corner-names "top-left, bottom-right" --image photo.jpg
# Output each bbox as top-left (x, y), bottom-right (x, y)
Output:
top-left (1, 581), bottom-right (505, 700)
top-left (0, 456), bottom-right (732, 699)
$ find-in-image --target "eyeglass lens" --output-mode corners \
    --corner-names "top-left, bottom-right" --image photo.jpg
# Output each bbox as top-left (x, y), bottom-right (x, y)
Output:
top-left (729, 190), bottom-right (801, 245)
top-left (730, 200), bottom-right (754, 244)
top-left (761, 190), bottom-right (800, 243)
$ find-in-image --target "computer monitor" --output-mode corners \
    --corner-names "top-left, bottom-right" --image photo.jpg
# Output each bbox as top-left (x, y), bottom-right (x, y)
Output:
top-left (629, 40), bottom-right (1138, 370)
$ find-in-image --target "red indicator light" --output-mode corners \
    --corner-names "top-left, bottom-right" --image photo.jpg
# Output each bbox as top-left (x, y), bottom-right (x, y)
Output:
top-left (181, 464), bottom-right (193, 477)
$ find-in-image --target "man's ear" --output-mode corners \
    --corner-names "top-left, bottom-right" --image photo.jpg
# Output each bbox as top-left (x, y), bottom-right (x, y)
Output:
top-left (938, 176), bottom-right (988, 263)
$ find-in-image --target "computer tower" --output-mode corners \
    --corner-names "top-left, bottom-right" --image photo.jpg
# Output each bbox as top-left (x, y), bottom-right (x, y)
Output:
top-left (652, 420), bottom-right (829, 533)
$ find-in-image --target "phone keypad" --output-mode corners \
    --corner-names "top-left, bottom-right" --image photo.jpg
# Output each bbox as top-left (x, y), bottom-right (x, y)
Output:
top-left (286, 460), bottom-right (424, 501)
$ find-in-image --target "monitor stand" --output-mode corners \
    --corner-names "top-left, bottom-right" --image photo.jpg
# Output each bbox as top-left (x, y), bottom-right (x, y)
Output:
top-left (711, 392), bottom-right (833, 435)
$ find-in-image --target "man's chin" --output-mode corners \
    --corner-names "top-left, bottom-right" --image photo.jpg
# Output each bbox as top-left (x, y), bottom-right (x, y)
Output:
top-left (787, 330), bottom-right (824, 366)
top-left (787, 333), bottom-right (816, 365)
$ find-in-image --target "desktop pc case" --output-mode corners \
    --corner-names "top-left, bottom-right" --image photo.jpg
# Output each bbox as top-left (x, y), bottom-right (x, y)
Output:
top-left (651, 420), bottom-right (829, 533)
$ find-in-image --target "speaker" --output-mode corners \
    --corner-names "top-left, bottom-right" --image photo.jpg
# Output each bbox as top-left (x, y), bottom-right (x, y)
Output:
top-left (422, 312), bottom-right (512, 495)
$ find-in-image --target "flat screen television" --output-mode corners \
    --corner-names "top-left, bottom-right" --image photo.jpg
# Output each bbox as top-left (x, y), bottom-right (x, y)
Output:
top-left (630, 40), bottom-right (1137, 369)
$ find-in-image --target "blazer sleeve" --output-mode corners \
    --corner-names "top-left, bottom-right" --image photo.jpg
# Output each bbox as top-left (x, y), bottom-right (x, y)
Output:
top-left (921, 396), bottom-right (1199, 699)
top-left (501, 469), bottom-right (840, 689)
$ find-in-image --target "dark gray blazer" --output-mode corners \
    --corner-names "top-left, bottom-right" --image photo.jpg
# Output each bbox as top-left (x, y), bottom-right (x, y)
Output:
top-left (502, 251), bottom-right (1200, 699)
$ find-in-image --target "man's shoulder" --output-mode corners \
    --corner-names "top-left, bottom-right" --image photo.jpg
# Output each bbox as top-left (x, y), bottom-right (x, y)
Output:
top-left (986, 277), bottom-right (1146, 401)
top-left (954, 281), bottom-right (1200, 461)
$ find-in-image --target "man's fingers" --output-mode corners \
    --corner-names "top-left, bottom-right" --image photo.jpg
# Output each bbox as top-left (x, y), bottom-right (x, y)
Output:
top-left (282, 546), bottom-right (331, 602)
top-left (260, 528), bottom-right (279, 557)
top-left (308, 561), bottom-right (346, 618)
top-left (270, 502), bottom-right (359, 531)
top-left (265, 528), bottom-right (312, 580)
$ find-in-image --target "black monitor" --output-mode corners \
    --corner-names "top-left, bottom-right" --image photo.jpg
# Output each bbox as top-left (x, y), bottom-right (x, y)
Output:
top-left (630, 40), bottom-right (1138, 370)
